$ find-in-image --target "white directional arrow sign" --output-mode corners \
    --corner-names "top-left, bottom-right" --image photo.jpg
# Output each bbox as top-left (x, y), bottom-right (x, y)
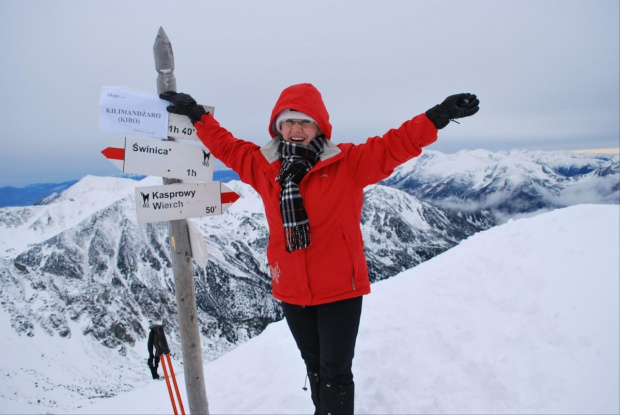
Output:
top-left (102, 136), bottom-right (214, 181)
top-left (135, 181), bottom-right (240, 223)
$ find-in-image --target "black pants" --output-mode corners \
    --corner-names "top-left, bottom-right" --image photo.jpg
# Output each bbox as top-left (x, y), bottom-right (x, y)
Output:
top-left (282, 296), bottom-right (363, 415)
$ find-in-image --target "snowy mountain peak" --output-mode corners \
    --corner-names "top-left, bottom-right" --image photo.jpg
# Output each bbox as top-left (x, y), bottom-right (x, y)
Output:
top-left (0, 149), bottom-right (618, 413)
top-left (383, 149), bottom-right (619, 218)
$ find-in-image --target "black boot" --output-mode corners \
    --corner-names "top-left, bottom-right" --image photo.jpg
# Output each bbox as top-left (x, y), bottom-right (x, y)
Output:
top-left (307, 371), bottom-right (320, 415)
top-left (320, 382), bottom-right (354, 415)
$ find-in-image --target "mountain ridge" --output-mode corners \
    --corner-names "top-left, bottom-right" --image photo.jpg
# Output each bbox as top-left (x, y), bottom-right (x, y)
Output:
top-left (0, 170), bottom-right (242, 208)
top-left (382, 149), bottom-right (619, 220)
top-left (0, 148), bottom-right (617, 408)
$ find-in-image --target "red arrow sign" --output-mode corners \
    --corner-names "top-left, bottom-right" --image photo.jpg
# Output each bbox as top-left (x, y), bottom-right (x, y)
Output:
top-left (101, 146), bottom-right (125, 172)
top-left (101, 146), bottom-right (125, 160)
top-left (221, 191), bottom-right (240, 204)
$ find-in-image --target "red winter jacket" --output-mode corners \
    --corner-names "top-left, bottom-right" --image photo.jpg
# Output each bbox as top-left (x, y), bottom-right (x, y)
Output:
top-left (194, 83), bottom-right (438, 306)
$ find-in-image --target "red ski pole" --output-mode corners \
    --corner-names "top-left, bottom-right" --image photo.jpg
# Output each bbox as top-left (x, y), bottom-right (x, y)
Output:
top-left (165, 353), bottom-right (186, 415)
top-left (148, 325), bottom-right (186, 415)
top-left (160, 354), bottom-right (179, 415)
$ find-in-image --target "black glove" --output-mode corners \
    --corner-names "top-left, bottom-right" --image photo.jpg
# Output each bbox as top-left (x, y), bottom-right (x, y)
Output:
top-left (425, 93), bottom-right (480, 129)
top-left (159, 91), bottom-right (207, 124)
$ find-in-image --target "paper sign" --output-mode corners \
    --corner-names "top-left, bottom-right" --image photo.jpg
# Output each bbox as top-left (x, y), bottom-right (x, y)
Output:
top-left (99, 87), bottom-right (169, 139)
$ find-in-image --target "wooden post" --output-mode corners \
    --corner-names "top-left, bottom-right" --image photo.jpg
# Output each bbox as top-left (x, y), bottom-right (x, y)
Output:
top-left (154, 26), bottom-right (209, 415)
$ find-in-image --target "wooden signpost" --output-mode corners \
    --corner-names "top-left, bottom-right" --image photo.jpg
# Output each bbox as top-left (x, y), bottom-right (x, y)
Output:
top-left (152, 27), bottom-right (212, 415)
top-left (98, 27), bottom-right (228, 414)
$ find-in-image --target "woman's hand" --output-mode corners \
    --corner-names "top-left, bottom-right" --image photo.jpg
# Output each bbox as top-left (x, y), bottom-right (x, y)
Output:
top-left (425, 93), bottom-right (480, 129)
top-left (159, 91), bottom-right (207, 124)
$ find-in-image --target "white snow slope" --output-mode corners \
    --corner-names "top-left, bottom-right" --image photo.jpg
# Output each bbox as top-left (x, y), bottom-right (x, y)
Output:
top-left (2, 204), bottom-right (619, 414)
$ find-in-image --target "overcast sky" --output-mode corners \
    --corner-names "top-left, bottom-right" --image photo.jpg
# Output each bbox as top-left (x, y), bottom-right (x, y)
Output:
top-left (1, 0), bottom-right (618, 187)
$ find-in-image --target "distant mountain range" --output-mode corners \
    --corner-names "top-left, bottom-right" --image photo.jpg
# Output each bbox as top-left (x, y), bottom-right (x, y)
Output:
top-left (0, 170), bottom-right (241, 208)
top-left (382, 149), bottom-right (619, 220)
top-left (0, 149), bottom-right (617, 403)
top-left (0, 180), bottom-right (79, 208)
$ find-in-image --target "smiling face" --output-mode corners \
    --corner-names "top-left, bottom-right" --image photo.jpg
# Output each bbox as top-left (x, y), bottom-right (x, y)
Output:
top-left (279, 119), bottom-right (321, 147)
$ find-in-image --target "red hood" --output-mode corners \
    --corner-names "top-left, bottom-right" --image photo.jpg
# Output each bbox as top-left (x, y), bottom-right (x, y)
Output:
top-left (269, 83), bottom-right (332, 139)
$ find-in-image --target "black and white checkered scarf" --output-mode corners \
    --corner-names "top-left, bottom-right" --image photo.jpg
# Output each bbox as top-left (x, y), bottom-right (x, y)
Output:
top-left (276, 135), bottom-right (325, 252)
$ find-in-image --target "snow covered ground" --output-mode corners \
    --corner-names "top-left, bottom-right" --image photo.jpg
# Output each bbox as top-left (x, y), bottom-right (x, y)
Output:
top-left (2, 204), bottom-right (619, 414)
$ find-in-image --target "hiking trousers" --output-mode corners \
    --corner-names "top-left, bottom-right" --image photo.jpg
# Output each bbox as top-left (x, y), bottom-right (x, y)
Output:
top-left (282, 296), bottom-right (363, 415)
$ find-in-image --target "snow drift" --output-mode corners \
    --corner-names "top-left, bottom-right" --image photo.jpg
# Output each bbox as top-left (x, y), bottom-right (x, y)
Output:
top-left (13, 203), bottom-right (611, 415)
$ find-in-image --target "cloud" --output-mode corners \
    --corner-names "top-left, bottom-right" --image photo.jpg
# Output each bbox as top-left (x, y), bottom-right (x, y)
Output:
top-left (0, 0), bottom-right (618, 186)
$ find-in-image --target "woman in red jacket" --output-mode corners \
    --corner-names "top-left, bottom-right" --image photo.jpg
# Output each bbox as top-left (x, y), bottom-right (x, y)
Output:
top-left (160, 84), bottom-right (479, 414)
